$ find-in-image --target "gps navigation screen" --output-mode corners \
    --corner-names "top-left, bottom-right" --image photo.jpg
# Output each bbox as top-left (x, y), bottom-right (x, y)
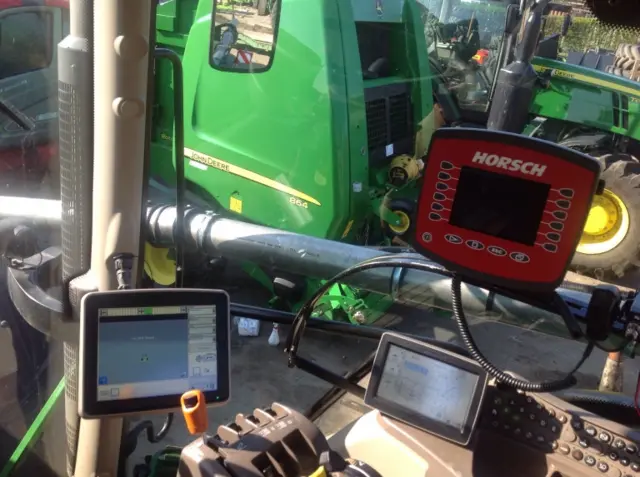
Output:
top-left (376, 345), bottom-right (478, 431)
top-left (96, 305), bottom-right (218, 401)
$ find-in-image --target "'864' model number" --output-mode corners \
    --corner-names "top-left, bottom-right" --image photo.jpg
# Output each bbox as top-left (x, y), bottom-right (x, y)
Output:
top-left (289, 197), bottom-right (309, 209)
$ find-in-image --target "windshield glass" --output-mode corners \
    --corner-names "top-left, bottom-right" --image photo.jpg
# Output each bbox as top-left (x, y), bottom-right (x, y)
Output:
top-left (1, 0), bottom-right (640, 476)
top-left (419, 0), bottom-right (510, 112)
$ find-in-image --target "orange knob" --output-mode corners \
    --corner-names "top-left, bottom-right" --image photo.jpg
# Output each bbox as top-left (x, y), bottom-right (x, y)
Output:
top-left (180, 389), bottom-right (208, 435)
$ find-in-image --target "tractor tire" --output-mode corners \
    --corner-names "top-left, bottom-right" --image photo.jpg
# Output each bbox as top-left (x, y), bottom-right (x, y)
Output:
top-left (623, 44), bottom-right (635, 59)
top-left (257, 0), bottom-right (269, 16)
top-left (617, 57), bottom-right (633, 70)
top-left (622, 56), bottom-right (637, 70)
top-left (382, 199), bottom-right (415, 242)
top-left (614, 56), bottom-right (627, 69)
top-left (572, 159), bottom-right (640, 278)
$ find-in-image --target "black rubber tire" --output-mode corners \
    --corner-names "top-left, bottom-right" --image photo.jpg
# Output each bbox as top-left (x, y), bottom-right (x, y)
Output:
top-left (382, 199), bottom-right (415, 241)
top-left (571, 159), bottom-right (640, 278)
top-left (256, 0), bottom-right (269, 16)
top-left (619, 56), bottom-right (635, 70)
top-left (614, 56), bottom-right (626, 69)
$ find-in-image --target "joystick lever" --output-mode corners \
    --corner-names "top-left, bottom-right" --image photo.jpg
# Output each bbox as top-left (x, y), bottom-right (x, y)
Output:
top-left (181, 389), bottom-right (209, 435)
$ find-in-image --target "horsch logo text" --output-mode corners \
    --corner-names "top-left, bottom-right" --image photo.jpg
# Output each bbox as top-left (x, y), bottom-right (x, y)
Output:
top-left (472, 151), bottom-right (547, 177)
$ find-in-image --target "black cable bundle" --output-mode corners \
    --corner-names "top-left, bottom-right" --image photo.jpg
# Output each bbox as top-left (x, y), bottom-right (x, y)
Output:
top-left (287, 254), bottom-right (594, 392)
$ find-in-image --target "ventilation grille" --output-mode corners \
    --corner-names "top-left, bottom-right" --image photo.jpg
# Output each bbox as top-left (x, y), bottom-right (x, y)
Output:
top-left (58, 80), bottom-right (90, 281)
top-left (364, 84), bottom-right (414, 166)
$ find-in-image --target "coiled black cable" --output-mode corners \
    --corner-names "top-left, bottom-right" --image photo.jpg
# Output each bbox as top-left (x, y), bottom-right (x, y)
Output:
top-left (120, 413), bottom-right (175, 461)
top-left (451, 275), bottom-right (594, 392)
top-left (287, 254), bottom-right (593, 392)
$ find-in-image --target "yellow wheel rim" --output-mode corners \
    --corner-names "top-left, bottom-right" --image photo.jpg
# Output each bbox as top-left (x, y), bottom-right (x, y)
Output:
top-left (577, 189), bottom-right (630, 255)
top-left (143, 242), bottom-right (176, 286)
top-left (388, 210), bottom-right (411, 235)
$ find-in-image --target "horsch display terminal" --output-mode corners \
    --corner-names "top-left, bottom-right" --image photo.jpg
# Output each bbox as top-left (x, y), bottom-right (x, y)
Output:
top-left (413, 128), bottom-right (601, 292)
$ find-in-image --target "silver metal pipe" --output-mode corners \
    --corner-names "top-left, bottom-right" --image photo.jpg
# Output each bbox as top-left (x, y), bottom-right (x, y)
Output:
top-left (0, 195), bottom-right (593, 331)
top-left (0, 196), bottom-right (61, 223)
top-left (145, 202), bottom-right (586, 331)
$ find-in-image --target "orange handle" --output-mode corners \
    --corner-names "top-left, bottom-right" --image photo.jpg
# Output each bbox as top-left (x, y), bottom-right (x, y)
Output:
top-left (180, 389), bottom-right (208, 435)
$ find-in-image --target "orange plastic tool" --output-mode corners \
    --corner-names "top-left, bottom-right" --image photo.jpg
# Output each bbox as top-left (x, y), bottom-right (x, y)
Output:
top-left (180, 389), bottom-right (208, 435)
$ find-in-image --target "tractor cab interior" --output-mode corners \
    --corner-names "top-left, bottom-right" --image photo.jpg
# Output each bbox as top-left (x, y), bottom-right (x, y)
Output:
top-left (420, 0), bottom-right (514, 112)
top-left (2, 0), bottom-right (640, 477)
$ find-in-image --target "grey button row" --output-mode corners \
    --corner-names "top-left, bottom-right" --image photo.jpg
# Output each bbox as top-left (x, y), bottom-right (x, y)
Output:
top-left (443, 234), bottom-right (530, 263)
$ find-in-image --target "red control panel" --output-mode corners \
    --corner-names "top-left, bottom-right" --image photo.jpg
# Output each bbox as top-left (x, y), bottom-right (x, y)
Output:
top-left (414, 128), bottom-right (601, 292)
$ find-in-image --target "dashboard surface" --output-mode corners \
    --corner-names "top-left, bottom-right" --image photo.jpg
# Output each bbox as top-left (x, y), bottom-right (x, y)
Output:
top-left (332, 384), bottom-right (640, 477)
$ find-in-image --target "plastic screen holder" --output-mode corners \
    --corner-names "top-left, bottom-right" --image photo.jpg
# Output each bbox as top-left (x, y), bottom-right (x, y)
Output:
top-left (413, 128), bottom-right (601, 293)
top-left (78, 289), bottom-right (230, 418)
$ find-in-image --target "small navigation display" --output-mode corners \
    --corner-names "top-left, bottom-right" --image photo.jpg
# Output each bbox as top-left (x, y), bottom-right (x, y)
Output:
top-left (97, 305), bottom-right (218, 402)
top-left (376, 345), bottom-right (478, 432)
top-left (79, 289), bottom-right (230, 418)
top-left (365, 333), bottom-right (487, 445)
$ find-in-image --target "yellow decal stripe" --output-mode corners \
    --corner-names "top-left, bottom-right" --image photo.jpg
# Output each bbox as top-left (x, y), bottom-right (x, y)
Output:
top-left (185, 148), bottom-right (321, 206)
top-left (534, 65), bottom-right (640, 99)
top-left (341, 219), bottom-right (354, 239)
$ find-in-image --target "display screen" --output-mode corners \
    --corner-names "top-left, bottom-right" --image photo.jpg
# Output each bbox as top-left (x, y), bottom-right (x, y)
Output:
top-left (376, 344), bottom-right (479, 432)
top-left (96, 305), bottom-right (218, 401)
top-left (448, 166), bottom-right (550, 246)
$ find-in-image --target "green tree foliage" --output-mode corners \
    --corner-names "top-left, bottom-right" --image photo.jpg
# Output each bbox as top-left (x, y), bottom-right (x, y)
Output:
top-left (545, 16), bottom-right (639, 52)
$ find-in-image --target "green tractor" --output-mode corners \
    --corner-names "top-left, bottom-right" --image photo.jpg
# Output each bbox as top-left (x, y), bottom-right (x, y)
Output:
top-left (419, 0), bottom-right (640, 279)
top-left (148, 0), bottom-right (436, 320)
top-left (152, 0), bottom-right (640, 292)
top-left (151, 0), bottom-right (640, 285)
top-left (2, 0), bottom-right (640, 313)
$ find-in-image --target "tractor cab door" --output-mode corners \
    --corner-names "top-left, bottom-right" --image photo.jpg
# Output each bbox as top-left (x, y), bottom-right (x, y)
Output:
top-left (420, 0), bottom-right (514, 120)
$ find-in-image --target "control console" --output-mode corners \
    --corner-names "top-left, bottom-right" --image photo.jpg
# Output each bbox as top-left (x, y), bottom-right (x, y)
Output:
top-left (179, 402), bottom-right (330, 477)
top-left (482, 386), bottom-right (640, 477)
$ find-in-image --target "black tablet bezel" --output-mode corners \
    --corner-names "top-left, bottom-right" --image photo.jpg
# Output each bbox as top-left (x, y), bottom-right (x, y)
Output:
top-left (364, 332), bottom-right (487, 446)
top-left (79, 289), bottom-right (230, 418)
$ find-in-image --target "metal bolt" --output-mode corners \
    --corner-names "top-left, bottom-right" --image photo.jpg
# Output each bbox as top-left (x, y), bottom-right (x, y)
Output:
top-left (353, 311), bottom-right (366, 324)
